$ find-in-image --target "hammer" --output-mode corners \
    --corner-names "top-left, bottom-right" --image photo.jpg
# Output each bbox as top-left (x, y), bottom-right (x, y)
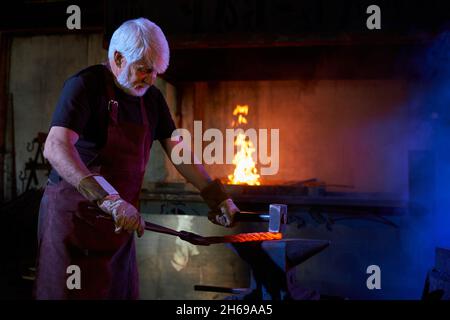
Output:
top-left (234, 204), bottom-right (288, 233)
top-left (144, 203), bottom-right (288, 245)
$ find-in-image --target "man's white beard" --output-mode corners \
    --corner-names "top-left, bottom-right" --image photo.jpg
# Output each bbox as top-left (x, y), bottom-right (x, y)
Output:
top-left (116, 64), bottom-right (149, 97)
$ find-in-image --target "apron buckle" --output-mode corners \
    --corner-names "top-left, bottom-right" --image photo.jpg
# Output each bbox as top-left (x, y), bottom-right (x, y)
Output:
top-left (107, 99), bottom-right (118, 112)
top-left (108, 100), bottom-right (119, 124)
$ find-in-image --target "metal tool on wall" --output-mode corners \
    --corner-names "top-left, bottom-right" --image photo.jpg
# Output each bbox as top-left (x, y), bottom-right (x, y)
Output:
top-left (18, 132), bottom-right (51, 192)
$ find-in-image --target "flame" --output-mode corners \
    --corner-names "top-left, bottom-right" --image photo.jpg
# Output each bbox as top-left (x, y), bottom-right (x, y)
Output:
top-left (231, 105), bottom-right (249, 127)
top-left (233, 105), bottom-right (249, 116)
top-left (228, 105), bottom-right (261, 186)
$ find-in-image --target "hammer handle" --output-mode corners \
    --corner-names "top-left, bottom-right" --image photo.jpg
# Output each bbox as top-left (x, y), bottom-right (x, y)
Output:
top-left (234, 211), bottom-right (270, 222)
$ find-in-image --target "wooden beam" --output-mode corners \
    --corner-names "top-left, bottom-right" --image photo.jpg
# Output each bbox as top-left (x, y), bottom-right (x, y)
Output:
top-left (167, 32), bottom-right (440, 50)
top-left (0, 33), bottom-right (11, 202)
top-left (162, 43), bottom-right (430, 82)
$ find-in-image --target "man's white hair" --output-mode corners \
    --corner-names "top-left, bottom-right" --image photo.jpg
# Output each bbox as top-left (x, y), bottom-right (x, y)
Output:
top-left (108, 18), bottom-right (169, 74)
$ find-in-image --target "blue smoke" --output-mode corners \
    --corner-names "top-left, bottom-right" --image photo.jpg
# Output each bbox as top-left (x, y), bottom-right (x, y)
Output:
top-left (400, 29), bottom-right (450, 298)
top-left (415, 30), bottom-right (450, 247)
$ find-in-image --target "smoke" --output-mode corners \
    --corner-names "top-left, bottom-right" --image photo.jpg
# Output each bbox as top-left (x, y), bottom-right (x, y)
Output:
top-left (396, 29), bottom-right (450, 296)
top-left (341, 29), bottom-right (450, 298)
top-left (411, 30), bottom-right (450, 244)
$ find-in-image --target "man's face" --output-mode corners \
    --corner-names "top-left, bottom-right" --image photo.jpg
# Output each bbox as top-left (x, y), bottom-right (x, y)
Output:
top-left (115, 54), bottom-right (157, 97)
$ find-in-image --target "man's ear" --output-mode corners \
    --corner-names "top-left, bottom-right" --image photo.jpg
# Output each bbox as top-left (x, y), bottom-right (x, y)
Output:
top-left (113, 51), bottom-right (124, 68)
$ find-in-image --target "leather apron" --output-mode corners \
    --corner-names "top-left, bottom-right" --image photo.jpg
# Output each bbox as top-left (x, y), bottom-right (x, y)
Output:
top-left (34, 70), bottom-right (152, 299)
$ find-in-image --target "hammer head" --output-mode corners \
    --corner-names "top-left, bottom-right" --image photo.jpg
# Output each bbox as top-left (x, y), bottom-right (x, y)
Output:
top-left (268, 204), bottom-right (288, 233)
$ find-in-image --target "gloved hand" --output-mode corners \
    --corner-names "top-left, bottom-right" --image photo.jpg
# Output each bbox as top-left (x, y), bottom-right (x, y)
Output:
top-left (208, 198), bottom-right (240, 227)
top-left (77, 174), bottom-right (145, 237)
top-left (98, 195), bottom-right (145, 237)
top-left (200, 179), bottom-right (240, 228)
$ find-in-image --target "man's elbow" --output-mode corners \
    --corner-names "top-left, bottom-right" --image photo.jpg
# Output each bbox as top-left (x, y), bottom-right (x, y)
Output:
top-left (43, 140), bottom-right (54, 162)
top-left (43, 138), bottom-right (61, 163)
top-left (43, 126), bottom-right (79, 165)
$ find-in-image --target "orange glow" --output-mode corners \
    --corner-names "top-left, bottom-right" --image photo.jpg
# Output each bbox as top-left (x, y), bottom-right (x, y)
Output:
top-left (228, 105), bottom-right (261, 186)
top-left (208, 232), bottom-right (282, 244)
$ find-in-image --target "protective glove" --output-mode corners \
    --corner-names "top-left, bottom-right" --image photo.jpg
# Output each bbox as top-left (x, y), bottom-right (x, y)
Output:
top-left (98, 195), bottom-right (145, 237)
top-left (208, 198), bottom-right (240, 227)
top-left (77, 174), bottom-right (145, 237)
top-left (77, 174), bottom-right (118, 202)
top-left (200, 179), bottom-right (240, 228)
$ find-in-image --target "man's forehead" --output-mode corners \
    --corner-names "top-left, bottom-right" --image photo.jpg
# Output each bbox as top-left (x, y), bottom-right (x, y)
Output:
top-left (133, 59), bottom-right (151, 67)
top-left (139, 49), bottom-right (153, 64)
top-left (131, 49), bottom-right (164, 74)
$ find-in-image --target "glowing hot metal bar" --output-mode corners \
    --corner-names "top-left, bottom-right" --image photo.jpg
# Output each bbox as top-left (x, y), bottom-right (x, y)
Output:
top-left (144, 221), bottom-right (282, 246)
top-left (206, 232), bottom-right (283, 244)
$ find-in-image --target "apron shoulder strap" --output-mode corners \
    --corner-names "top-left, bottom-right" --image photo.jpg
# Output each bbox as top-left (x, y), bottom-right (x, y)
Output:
top-left (102, 65), bottom-right (119, 124)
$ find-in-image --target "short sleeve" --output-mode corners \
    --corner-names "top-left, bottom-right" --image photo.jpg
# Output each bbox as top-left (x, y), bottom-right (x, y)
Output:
top-left (154, 90), bottom-right (177, 141)
top-left (50, 76), bottom-right (91, 135)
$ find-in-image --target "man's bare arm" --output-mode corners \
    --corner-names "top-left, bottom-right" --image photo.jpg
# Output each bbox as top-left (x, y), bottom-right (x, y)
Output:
top-left (161, 137), bottom-right (240, 227)
top-left (160, 138), bottom-right (212, 191)
top-left (43, 126), bottom-right (91, 187)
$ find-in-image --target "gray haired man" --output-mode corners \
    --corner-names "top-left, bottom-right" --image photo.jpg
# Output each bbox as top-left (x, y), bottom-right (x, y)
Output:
top-left (34, 18), bottom-right (239, 299)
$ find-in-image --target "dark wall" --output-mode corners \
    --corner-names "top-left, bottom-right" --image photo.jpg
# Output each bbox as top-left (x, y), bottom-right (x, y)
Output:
top-left (105, 0), bottom-right (450, 37)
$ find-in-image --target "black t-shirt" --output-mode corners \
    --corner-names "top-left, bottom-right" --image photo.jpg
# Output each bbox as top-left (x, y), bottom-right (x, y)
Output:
top-left (50, 64), bottom-right (176, 166)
